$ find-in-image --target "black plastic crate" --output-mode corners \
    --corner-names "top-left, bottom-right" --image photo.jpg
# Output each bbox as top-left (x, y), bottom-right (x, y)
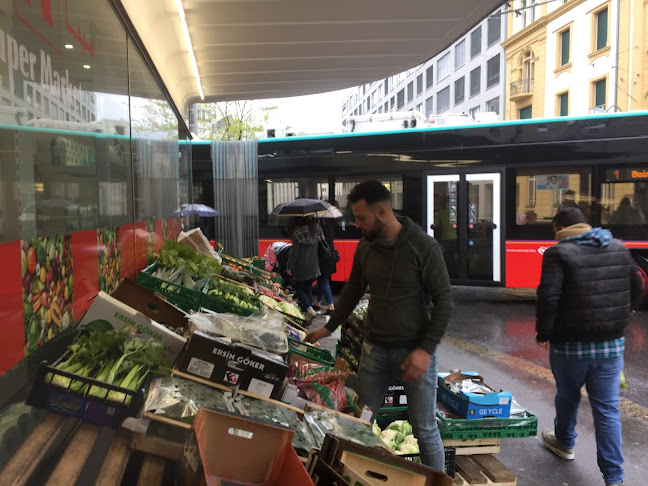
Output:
top-left (26, 351), bottom-right (145, 428)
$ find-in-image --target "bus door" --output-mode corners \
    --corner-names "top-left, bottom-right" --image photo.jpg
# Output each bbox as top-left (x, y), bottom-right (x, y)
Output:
top-left (426, 173), bottom-right (501, 282)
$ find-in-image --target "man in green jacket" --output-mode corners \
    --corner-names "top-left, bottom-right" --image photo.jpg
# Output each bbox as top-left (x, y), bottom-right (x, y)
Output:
top-left (306, 180), bottom-right (454, 472)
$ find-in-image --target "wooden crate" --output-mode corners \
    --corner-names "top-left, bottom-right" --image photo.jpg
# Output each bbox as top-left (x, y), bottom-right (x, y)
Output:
top-left (453, 454), bottom-right (516, 486)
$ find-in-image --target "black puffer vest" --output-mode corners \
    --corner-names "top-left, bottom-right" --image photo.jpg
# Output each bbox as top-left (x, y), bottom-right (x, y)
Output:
top-left (536, 229), bottom-right (637, 343)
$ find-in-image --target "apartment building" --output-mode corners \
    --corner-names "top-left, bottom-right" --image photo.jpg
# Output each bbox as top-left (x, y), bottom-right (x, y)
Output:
top-left (502, 0), bottom-right (648, 120)
top-left (342, 6), bottom-right (507, 125)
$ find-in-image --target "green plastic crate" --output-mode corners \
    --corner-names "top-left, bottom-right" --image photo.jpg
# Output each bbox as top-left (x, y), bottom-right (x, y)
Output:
top-left (201, 292), bottom-right (262, 317)
top-left (137, 262), bottom-right (207, 313)
top-left (436, 410), bottom-right (538, 440)
top-left (288, 338), bottom-right (334, 366)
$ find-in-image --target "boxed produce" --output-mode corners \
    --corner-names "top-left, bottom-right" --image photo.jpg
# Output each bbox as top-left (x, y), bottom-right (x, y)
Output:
top-left (78, 290), bottom-right (187, 362)
top-left (319, 435), bottom-right (453, 486)
top-left (27, 328), bottom-right (169, 427)
top-left (186, 407), bottom-right (314, 486)
top-left (383, 381), bottom-right (407, 408)
top-left (437, 371), bottom-right (512, 420)
top-left (177, 331), bottom-right (289, 399)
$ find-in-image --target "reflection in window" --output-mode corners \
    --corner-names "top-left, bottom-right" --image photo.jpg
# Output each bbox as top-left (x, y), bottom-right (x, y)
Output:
top-left (515, 168), bottom-right (591, 225)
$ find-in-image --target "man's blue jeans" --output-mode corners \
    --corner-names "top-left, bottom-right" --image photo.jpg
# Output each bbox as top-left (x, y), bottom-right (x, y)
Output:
top-left (550, 351), bottom-right (624, 485)
top-left (356, 342), bottom-right (445, 472)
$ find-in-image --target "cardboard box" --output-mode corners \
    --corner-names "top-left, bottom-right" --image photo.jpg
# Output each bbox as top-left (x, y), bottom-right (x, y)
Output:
top-left (319, 435), bottom-right (453, 486)
top-left (178, 331), bottom-right (289, 400)
top-left (191, 407), bottom-right (314, 486)
top-left (383, 381), bottom-right (407, 408)
top-left (78, 287), bottom-right (187, 362)
top-left (437, 371), bottom-right (512, 420)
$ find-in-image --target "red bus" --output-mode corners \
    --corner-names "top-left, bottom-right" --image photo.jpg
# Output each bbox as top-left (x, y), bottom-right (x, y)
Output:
top-left (255, 111), bottom-right (648, 290)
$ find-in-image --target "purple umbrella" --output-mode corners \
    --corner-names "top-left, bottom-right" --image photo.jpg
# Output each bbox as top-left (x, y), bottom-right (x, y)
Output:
top-left (172, 204), bottom-right (220, 217)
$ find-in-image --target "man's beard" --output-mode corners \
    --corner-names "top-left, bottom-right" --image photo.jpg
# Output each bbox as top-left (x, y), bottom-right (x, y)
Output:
top-left (363, 218), bottom-right (385, 241)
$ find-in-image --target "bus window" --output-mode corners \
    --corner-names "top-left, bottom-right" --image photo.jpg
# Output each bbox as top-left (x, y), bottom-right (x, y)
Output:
top-left (601, 168), bottom-right (648, 240)
top-left (515, 168), bottom-right (592, 226)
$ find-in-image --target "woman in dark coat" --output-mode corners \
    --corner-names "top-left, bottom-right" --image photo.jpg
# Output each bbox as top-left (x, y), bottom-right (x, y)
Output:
top-left (286, 217), bottom-right (321, 321)
top-left (313, 217), bottom-right (337, 312)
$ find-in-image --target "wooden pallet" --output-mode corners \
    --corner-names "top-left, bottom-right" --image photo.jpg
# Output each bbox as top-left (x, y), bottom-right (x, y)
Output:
top-left (0, 413), bottom-right (167, 486)
top-left (453, 454), bottom-right (516, 486)
top-left (444, 438), bottom-right (501, 456)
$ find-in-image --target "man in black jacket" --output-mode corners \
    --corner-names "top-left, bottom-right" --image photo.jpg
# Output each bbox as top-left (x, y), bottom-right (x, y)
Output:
top-left (536, 207), bottom-right (643, 486)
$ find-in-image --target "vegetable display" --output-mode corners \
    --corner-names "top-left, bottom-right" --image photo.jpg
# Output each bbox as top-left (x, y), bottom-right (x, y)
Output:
top-left (22, 234), bottom-right (74, 355)
top-left (98, 227), bottom-right (121, 293)
top-left (207, 278), bottom-right (259, 312)
top-left (150, 265), bottom-right (208, 291)
top-left (50, 328), bottom-right (170, 404)
top-left (153, 240), bottom-right (223, 280)
top-left (375, 419), bottom-right (420, 458)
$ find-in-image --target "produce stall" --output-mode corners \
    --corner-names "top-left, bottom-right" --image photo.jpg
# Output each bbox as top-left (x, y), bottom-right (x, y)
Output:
top-left (0, 230), bottom-right (456, 485)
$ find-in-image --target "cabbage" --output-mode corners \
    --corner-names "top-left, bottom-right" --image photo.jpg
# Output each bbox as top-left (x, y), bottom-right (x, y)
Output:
top-left (372, 422), bottom-right (381, 436)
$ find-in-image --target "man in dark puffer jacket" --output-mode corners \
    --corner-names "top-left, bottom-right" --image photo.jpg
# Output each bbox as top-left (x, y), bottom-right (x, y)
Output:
top-left (536, 207), bottom-right (643, 486)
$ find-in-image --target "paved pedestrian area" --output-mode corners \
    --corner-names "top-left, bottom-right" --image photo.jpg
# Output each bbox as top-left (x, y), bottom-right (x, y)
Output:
top-left (309, 285), bottom-right (648, 486)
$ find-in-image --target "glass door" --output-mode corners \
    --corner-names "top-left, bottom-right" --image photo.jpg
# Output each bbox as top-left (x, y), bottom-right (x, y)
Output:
top-left (427, 173), bottom-right (501, 282)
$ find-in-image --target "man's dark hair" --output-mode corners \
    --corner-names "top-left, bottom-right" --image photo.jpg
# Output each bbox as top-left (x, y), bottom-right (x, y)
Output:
top-left (348, 180), bottom-right (392, 205)
top-left (553, 207), bottom-right (587, 228)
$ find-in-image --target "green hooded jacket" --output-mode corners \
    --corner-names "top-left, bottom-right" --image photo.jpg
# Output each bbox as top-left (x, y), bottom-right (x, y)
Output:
top-left (325, 217), bottom-right (454, 354)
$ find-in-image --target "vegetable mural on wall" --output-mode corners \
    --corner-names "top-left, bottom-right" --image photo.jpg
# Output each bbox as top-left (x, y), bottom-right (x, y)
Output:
top-left (21, 234), bottom-right (74, 355)
top-left (98, 227), bottom-right (121, 293)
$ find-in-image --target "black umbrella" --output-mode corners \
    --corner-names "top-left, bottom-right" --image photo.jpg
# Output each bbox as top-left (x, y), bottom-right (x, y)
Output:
top-left (272, 198), bottom-right (330, 217)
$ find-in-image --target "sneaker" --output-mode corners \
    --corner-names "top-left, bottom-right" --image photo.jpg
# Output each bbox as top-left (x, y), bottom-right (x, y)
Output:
top-left (541, 429), bottom-right (574, 460)
top-left (306, 308), bottom-right (317, 323)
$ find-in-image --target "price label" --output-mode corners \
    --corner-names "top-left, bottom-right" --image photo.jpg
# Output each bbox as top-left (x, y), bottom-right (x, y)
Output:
top-left (187, 358), bottom-right (214, 379)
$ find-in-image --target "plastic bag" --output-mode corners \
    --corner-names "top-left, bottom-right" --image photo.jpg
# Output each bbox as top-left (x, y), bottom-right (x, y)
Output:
top-left (304, 410), bottom-right (382, 449)
top-left (188, 309), bottom-right (288, 354)
top-left (289, 361), bottom-right (350, 411)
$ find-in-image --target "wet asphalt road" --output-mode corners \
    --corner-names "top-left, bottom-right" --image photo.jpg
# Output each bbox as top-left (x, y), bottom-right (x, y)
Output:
top-left (309, 285), bottom-right (648, 486)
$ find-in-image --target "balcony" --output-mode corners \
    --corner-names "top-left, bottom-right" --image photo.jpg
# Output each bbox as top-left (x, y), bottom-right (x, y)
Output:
top-left (510, 79), bottom-right (534, 100)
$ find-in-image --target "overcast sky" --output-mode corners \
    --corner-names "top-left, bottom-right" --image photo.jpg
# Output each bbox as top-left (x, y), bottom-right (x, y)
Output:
top-left (263, 88), bottom-right (352, 134)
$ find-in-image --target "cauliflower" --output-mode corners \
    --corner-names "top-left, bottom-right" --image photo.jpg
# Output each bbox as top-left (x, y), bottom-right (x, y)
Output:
top-left (379, 429), bottom-right (404, 447)
top-left (386, 420), bottom-right (413, 436)
top-left (372, 422), bottom-right (381, 436)
top-left (401, 434), bottom-right (418, 445)
top-left (397, 442), bottom-right (420, 455)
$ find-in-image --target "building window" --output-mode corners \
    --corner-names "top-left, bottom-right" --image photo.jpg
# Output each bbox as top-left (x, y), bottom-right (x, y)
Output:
top-left (595, 7), bottom-right (608, 51)
top-left (425, 97), bottom-right (434, 117)
top-left (455, 40), bottom-right (466, 70)
top-left (397, 89), bottom-right (405, 109)
top-left (437, 53), bottom-right (451, 82)
top-left (437, 87), bottom-right (450, 113)
top-left (469, 105), bottom-right (480, 118)
top-left (384, 79), bottom-right (389, 95)
top-left (416, 103), bottom-right (423, 114)
top-left (470, 26), bottom-right (482, 58)
top-left (455, 77), bottom-right (465, 105)
top-left (486, 54), bottom-right (500, 88)
top-left (487, 13), bottom-right (501, 46)
top-left (593, 78), bottom-right (607, 109)
top-left (407, 81), bottom-right (414, 103)
top-left (559, 28), bottom-right (570, 66)
top-left (486, 97), bottom-right (500, 115)
top-left (390, 96), bottom-right (395, 111)
top-left (519, 105), bottom-right (532, 119)
top-left (470, 66), bottom-right (481, 97)
top-left (378, 106), bottom-right (383, 114)
top-left (384, 102), bottom-right (389, 112)
top-left (522, 0), bottom-right (535, 27)
top-left (366, 98), bottom-right (371, 111)
top-left (416, 74), bottom-right (423, 95)
top-left (558, 92), bottom-right (569, 116)
top-left (426, 65), bottom-right (434, 89)
top-left (527, 175), bottom-right (536, 208)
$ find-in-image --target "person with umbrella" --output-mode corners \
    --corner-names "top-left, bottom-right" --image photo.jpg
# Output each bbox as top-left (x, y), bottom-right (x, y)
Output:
top-left (286, 216), bottom-right (322, 321)
top-left (313, 202), bottom-right (341, 313)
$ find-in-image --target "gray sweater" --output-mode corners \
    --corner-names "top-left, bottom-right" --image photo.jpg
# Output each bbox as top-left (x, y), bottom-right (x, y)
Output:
top-left (325, 217), bottom-right (454, 355)
top-left (287, 224), bottom-right (321, 281)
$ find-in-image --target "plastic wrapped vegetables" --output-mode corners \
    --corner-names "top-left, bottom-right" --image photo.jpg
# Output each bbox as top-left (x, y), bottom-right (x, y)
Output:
top-left (208, 279), bottom-right (260, 312)
top-left (305, 410), bottom-right (382, 449)
top-left (375, 419), bottom-right (420, 457)
top-left (154, 240), bottom-right (223, 278)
